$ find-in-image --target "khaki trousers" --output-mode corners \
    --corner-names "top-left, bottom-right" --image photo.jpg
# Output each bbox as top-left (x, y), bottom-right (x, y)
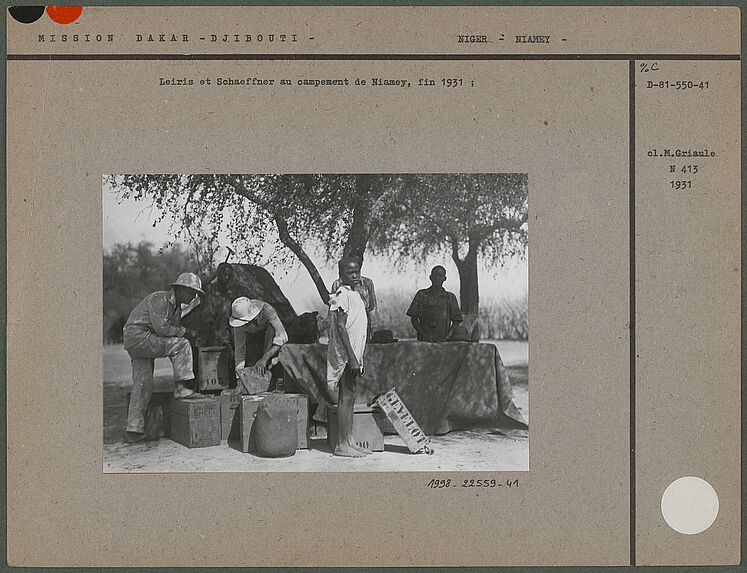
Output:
top-left (125, 334), bottom-right (194, 433)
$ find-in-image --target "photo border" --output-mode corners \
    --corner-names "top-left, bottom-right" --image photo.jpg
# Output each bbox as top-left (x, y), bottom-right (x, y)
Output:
top-left (1, 1), bottom-right (743, 571)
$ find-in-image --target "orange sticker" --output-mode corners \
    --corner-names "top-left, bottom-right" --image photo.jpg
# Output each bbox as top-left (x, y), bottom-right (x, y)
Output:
top-left (46, 5), bottom-right (82, 24)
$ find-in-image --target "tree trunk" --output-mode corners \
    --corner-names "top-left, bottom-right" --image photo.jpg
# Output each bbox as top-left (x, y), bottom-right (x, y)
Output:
top-left (343, 174), bottom-right (375, 258)
top-left (454, 249), bottom-right (479, 315)
top-left (451, 235), bottom-right (480, 339)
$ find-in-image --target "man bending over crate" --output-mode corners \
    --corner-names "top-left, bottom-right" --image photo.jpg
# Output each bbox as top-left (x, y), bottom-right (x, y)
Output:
top-left (327, 256), bottom-right (369, 457)
top-left (122, 272), bottom-right (204, 443)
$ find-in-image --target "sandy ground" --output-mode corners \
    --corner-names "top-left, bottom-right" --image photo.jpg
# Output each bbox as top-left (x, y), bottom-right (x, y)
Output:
top-left (103, 341), bottom-right (528, 472)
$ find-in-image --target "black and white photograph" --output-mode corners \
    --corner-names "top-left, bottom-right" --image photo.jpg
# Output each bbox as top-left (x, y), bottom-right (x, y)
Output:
top-left (7, 4), bottom-right (741, 567)
top-left (102, 173), bottom-right (529, 471)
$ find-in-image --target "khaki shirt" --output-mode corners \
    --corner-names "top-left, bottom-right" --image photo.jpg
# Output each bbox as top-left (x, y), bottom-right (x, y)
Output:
top-left (123, 290), bottom-right (185, 349)
top-left (406, 287), bottom-right (462, 342)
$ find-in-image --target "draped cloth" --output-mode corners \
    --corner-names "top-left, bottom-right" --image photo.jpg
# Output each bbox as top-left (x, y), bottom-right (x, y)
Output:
top-left (278, 341), bottom-right (527, 435)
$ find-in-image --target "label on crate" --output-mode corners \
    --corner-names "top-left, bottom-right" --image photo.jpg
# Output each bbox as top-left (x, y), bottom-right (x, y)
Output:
top-left (373, 389), bottom-right (433, 454)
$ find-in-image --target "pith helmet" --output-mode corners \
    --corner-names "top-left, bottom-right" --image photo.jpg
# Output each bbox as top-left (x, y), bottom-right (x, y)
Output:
top-left (230, 297), bottom-right (264, 328)
top-left (170, 272), bottom-right (205, 296)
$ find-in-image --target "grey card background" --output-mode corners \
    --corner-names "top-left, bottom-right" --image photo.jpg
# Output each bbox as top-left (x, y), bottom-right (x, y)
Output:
top-left (5, 6), bottom-right (740, 566)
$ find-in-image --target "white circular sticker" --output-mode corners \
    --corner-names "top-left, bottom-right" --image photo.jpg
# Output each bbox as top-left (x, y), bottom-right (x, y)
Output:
top-left (661, 476), bottom-right (719, 534)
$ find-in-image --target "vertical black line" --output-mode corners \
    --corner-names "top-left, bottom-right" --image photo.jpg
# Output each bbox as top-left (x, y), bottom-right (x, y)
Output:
top-left (628, 59), bottom-right (637, 567)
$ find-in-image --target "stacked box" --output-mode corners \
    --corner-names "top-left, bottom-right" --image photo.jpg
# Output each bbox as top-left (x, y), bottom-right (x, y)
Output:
top-left (196, 346), bottom-right (232, 392)
top-left (327, 403), bottom-right (385, 452)
top-left (218, 389), bottom-right (242, 441)
top-left (239, 393), bottom-right (310, 453)
top-left (126, 391), bottom-right (172, 440)
top-left (284, 393), bottom-right (309, 449)
top-left (239, 395), bottom-right (265, 453)
top-left (170, 397), bottom-right (221, 448)
top-left (373, 389), bottom-right (433, 454)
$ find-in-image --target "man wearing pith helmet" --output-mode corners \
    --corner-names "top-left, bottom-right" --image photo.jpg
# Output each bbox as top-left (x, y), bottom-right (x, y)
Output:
top-left (229, 297), bottom-right (289, 375)
top-left (122, 272), bottom-right (204, 443)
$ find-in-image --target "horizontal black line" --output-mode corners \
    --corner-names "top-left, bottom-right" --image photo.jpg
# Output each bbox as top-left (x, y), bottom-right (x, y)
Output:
top-left (6, 53), bottom-right (742, 61)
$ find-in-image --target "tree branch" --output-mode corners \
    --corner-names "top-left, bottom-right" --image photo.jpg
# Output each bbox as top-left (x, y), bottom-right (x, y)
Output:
top-left (274, 215), bottom-right (330, 305)
top-left (450, 234), bottom-right (463, 265)
top-left (227, 177), bottom-right (331, 305)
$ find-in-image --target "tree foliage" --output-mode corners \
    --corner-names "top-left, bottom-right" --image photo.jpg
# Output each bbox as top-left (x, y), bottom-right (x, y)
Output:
top-left (374, 173), bottom-right (528, 263)
top-left (105, 173), bottom-right (527, 315)
top-left (373, 173), bottom-right (528, 314)
top-left (105, 174), bottom-right (408, 302)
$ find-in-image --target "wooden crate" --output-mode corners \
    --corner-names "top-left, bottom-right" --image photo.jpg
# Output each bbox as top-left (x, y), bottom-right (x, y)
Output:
top-left (218, 389), bottom-right (242, 441)
top-left (170, 397), bottom-right (221, 448)
top-left (239, 393), bottom-right (309, 453)
top-left (373, 389), bottom-right (433, 454)
top-left (283, 393), bottom-right (309, 449)
top-left (196, 346), bottom-right (232, 392)
top-left (238, 395), bottom-right (265, 453)
top-left (327, 403), bottom-right (385, 452)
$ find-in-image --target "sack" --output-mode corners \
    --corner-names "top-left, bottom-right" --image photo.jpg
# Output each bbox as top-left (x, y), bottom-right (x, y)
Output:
top-left (255, 395), bottom-right (298, 457)
top-left (236, 365), bottom-right (272, 395)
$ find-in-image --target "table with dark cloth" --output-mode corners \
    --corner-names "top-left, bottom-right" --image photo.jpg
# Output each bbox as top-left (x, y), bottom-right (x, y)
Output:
top-left (278, 341), bottom-right (527, 435)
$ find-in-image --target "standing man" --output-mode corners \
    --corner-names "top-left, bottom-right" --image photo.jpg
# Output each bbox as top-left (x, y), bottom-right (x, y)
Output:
top-left (123, 272), bottom-right (204, 443)
top-left (407, 265), bottom-right (463, 342)
top-left (327, 257), bottom-right (369, 457)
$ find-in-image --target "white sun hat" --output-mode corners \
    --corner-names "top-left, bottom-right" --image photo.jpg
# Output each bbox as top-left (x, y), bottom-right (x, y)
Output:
top-left (229, 297), bottom-right (263, 328)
